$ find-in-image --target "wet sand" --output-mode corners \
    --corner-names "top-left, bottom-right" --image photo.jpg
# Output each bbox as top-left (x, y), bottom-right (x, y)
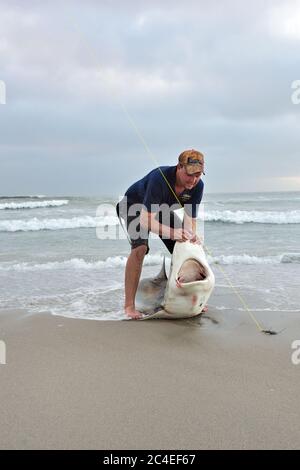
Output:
top-left (0, 304), bottom-right (300, 449)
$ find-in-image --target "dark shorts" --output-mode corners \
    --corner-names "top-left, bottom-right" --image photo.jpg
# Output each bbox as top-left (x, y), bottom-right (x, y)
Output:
top-left (116, 200), bottom-right (183, 255)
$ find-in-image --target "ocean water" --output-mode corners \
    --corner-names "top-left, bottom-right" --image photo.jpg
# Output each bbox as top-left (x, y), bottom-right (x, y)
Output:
top-left (1, 192), bottom-right (300, 320)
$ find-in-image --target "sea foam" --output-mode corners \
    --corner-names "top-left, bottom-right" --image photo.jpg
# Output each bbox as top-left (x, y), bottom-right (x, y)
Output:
top-left (0, 200), bottom-right (69, 210)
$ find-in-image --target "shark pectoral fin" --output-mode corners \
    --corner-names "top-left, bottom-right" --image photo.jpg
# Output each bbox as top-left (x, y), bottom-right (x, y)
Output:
top-left (139, 308), bottom-right (174, 320)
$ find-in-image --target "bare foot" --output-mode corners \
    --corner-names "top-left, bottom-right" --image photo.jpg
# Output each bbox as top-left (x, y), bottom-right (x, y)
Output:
top-left (125, 305), bottom-right (143, 320)
top-left (202, 305), bottom-right (208, 313)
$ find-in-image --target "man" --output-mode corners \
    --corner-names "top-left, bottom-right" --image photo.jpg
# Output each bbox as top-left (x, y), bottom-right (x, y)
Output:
top-left (116, 149), bottom-right (205, 319)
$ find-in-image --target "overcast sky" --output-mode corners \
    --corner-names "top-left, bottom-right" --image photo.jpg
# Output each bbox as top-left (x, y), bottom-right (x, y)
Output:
top-left (0, 0), bottom-right (300, 196)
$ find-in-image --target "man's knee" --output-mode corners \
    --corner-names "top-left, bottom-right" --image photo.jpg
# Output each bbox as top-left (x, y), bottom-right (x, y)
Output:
top-left (131, 244), bottom-right (148, 261)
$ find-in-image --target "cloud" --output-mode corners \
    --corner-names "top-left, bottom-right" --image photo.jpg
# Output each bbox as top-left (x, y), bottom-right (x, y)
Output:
top-left (0, 0), bottom-right (299, 194)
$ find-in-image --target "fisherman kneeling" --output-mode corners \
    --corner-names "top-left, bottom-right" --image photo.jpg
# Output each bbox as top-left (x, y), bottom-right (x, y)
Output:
top-left (116, 149), bottom-right (205, 319)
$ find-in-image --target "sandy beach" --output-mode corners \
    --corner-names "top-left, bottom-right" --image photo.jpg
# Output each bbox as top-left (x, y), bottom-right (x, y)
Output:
top-left (1, 302), bottom-right (300, 450)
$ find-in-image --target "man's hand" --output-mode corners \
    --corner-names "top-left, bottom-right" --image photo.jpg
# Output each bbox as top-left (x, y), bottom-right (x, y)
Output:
top-left (189, 233), bottom-right (203, 245)
top-left (172, 228), bottom-right (203, 245)
top-left (172, 228), bottom-right (194, 242)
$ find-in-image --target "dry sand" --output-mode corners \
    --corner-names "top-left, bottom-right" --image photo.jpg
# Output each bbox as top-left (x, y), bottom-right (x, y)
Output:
top-left (0, 304), bottom-right (300, 449)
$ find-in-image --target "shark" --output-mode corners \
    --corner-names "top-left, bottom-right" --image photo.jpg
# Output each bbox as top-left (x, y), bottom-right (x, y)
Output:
top-left (135, 241), bottom-right (215, 319)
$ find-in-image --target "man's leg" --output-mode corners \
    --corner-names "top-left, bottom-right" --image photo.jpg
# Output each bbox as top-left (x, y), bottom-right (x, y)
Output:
top-left (116, 202), bottom-right (150, 319)
top-left (124, 244), bottom-right (148, 319)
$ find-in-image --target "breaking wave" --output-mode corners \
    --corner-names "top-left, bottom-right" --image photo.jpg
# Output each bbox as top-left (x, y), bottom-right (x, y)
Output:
top-left (0, 200), bottom-right (69, 210)
top-left (0, 195), bottom-right (46, 199)
top-left (208, 253), bottom-right (300, 264)
top-left (0, 254), bottom-right (164, 272)
top-left (1, 252), bottom-right (299, 272)
top-left (0, 216), bottom-right (102, 232)
top-left (1, 208), bottom-right (300, 232)
top-left (204, 210), bottom-right (300, 224)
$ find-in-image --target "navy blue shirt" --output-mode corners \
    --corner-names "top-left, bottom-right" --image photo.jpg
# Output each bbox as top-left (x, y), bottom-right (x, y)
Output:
top-left (125, 166), bottom-right (204, 218)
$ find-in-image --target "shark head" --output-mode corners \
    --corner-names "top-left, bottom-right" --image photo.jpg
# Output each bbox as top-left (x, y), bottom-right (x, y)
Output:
top-left (136, 241), bottom-right (215, 320)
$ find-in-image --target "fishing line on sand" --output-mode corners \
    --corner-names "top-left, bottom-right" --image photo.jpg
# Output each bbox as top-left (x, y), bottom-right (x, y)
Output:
top-left (67, 17), bottom-right (278, 335)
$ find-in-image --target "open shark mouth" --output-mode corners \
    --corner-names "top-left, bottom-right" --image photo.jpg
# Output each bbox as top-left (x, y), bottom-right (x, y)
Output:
top-left (136, 241), bottom-right (215, 320)
top-left (177, 258), bottom-right (207, 283)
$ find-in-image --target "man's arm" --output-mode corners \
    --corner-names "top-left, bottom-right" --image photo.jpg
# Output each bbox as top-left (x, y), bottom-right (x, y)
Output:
top-left (183, 180), bottom-right (204, 244)
top-left (183, 212), bottom-right (203, 245)
top-left (140, 209), bottom-right (191, 241)
top-left (183, 212), bottom-right (196, 234)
